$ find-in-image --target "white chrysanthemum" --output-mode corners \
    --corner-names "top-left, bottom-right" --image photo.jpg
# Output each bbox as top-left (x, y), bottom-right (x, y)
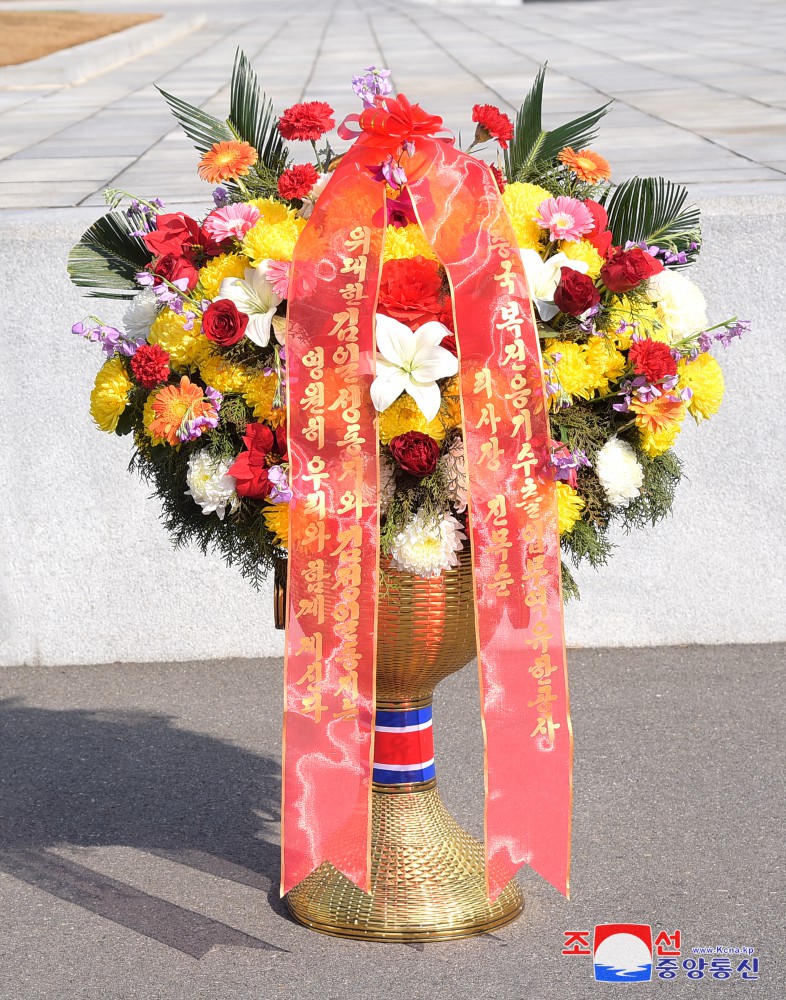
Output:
top-left (185, 449), bottom-right (239, 520)
top-left (123, 289), bottom-right (159, 339)
top-left (595, 438), bottom-right (644, 507)
top-left (390, 508), bottom-right (466, 578)
top-left (379, 453), bottom-right (395, 516)
top-left (439, 435), bottom-right (468, 513)
top-left (645, 269), bottom-right (708, 340)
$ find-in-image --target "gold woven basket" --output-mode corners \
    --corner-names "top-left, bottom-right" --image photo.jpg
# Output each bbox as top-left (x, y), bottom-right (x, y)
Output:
top-left (279, 548), bottom-right (524, 941)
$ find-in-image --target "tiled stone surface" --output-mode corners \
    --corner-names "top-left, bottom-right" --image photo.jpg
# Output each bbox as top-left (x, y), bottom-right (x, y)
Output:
top-left (0, 0), bottom-right (784, 208)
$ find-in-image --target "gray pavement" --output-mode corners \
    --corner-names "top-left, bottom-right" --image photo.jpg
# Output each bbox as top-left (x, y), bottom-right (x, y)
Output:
top-left (0, 644), bottom-right (783, 999)
top-left (1, 0), bottom-right (786, 208)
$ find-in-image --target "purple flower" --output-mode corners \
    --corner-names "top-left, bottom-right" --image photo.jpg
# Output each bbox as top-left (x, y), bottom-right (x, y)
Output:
top-left (551, 447), bottom-right (590, 486)
top-left (72, 319), bottom-right (145, 357)
top-left (267, 464), bottom-right (293, 503)
top-left (352, 66), bottom-right (392, 107)
top-left (369, 155), bottom-right (407, 189)
top-left (716, 318), bottom-right (749, 347)
top-left (212, 186), bottom-right (231, 208)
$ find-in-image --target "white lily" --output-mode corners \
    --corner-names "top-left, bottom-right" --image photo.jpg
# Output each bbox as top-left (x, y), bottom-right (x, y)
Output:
top-left (217, 264), bottom-right (282, 348)
top-left (520, 249), bottom-right (589, 322)
top-left (371, 314), bottom-right (458, 421)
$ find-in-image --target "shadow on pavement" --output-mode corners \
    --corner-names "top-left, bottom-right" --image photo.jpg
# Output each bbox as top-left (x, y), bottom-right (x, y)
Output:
top-left (0, 698), bottom-right (289, 958)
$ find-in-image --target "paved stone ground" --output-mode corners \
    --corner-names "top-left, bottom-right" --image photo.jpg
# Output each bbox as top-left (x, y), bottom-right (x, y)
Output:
top-left (0, 0), bottom-right (785, 208)
top-left (0, 646), bottom-right (783, 999)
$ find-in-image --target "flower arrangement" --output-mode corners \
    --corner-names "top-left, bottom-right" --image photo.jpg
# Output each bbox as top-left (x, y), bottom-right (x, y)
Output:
top-left (68, 54), bottom-right (746, 597)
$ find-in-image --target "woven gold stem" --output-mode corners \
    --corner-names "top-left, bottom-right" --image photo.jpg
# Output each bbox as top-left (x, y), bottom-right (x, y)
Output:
top-left (278, 547), bottom-right (524, 941)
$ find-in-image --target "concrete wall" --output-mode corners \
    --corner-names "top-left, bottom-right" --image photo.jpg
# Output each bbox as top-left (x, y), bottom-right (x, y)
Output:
top-left (2, 198), bottom-right (784, 667)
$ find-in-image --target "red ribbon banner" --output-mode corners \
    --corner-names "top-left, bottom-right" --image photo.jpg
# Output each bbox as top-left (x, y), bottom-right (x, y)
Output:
top-left (282, 97), bottom-right (572, 901)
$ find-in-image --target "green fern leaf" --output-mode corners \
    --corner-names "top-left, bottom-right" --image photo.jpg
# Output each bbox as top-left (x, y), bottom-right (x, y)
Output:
top-left (505, 64), bottom-right (611, 182)
top-left (605, 176), bottom-right (701, 259)
top-left (228, 49), bottom-right (288, 172)
top-left (67, 210), bottom-right (152, 299)
top-left (155, 86), bottom-right (235, 156)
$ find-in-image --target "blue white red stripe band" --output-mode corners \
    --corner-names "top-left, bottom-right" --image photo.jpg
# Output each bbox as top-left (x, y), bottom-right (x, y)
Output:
top-left (373, 705), bottom-right (435, 785)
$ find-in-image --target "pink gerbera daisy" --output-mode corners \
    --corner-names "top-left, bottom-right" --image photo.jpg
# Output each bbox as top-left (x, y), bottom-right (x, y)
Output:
top-left (259, 258), bottom-right (291, 299)
top-left (533, 196), bottom-right (594, 242)
top-left (203, 203), bottom-right (261, 243)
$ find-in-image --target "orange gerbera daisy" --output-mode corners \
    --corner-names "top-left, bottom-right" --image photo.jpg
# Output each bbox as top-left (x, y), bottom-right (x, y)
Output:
top-left (148, 376), bottom-right (219, 446)
top-left (197, 140), bottom-right (258, 184)
top-left (558, 147), bottom-right (611, 184)
top-left (629, 394), bottom-right (686, 434)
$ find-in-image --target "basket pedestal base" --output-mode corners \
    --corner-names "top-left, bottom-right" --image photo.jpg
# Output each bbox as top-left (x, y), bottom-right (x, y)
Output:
top-left (285, 784), bottom-right (523, 942)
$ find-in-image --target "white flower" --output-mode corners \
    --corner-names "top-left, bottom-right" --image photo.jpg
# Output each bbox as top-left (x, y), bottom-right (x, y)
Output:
top-left (185, 449), bottom-right (239, 520)
top-left (217, 265), bottom-right (282, 347)
top-left (595, 438), bottom-right (644, 508)
top-left (645, 269), bottom-right (708, 340)
top-left (520, 249), bottom-right (589, 322)
top-left (297, 173), bottom-right (330, 219)
top-left (371, 314), bottom-right (458, 421)
top-left (390, 508), bottom-right (467, 578)
top-left (123, 289), bottom-right (159, 339)
top-left (439, 434), bottom-right (468, 513)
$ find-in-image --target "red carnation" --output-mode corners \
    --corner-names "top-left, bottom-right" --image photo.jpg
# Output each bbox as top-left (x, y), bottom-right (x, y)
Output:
top-left (144, 213), bottom-right (201, 259)
top-left (489, 164), bottom-right (506, 193)
top-left (440, 333), bottom-right (457, 357)
top-left (228, 424), bottom-right (288, 499)
top-left (130, 343), bottom-right (170, 389)
top-left (378, 256), bottom-right (448, 330)
top-left (277, 162), bottom-right (320, 201)
top-left (472, 104), bottom-right (514, 149)
top-left (583, 199), bottom-right (613, 258)
top-left (553, 268), bottom-right (600, 317)
top-left (628, 338), bottom-right (677, 383)
top-left (278, 101), bottom-right (335, 142)
top-left (152, 253), bottom-right (198, 291)
top-left (202, 299), bottom-right (248, 347)
top-left (600, 246), bottom-right (664, 293)
top-left (389, 432), bottom-right (440, 478)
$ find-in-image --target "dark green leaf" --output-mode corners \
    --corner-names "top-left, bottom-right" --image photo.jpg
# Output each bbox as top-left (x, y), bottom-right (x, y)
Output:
top-left (155, 85), bottom-right (234, 155)
top-left (229, 49), bottom-right (288, 172)
top-left (67, 210), bottom-right (152, 299)
top-left (505, 64), bottom-right (611, 182)
top-left (604, 176), bottom-right (701, 261)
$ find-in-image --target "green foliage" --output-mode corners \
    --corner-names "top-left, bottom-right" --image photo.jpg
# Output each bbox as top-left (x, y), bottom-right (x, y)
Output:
top-left (621, 448), bottom-right (684, 529)
top-left (67, 210), bottom-right (152, 299)
top-left (562, 517), bottom-right (614, 569)
top-left (379, 461), bottom-right (453, 557)
top-left (561, 561), bottom-right (581, 602)
top-left (604, 176), bottom-right (701, 262)
top-left (156, 88), bottom-right (235, 157)
top-left (504, 64), bottom-right (611, 183)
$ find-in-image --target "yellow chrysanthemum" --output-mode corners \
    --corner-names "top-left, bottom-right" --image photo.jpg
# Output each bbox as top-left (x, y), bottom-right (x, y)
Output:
top-left (556, 482), bottom-right (584, 535)
top-left (197, 253), bottom-right (248, 300)
top-left (558, 239), bottom-right (604, 279)
top-left (378, 392), bottom-right (455, 444)
top-left (544, 340), bottom-right (598, 403)
top-left (243, 370), bottom-right (279, 421)
top-left (585, 337), bottom-right (625, 393)
top-left (502, 182), bottom-right (551, 252)
top-left (441, 376), bottom-right (462, 427)
top-left (241, 201), bottom-right (306, 265)
top-left (149, 308), bottom-right (209, 372)
top-left (263, 503), bottom-right (289, 547)
top-left (89, 357), bottom-right (133, 433)
top-left (677, 353), bottom-right (724, 422)
top-left (599, 295), bottom-right (665, 348)
top-left (199, 351), bottom-right (249, 395)
top-left (639, 422), bottom-right (682, 458)
top-left (382, 223), bottom-right (437, 262)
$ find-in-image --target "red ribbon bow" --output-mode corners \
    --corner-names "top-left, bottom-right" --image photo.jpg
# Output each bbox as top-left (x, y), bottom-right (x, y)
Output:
top-left (338, 93), bottom-right (447, 153)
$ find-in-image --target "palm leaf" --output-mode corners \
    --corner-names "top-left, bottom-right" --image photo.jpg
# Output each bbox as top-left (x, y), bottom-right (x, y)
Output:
top-left (505, 64), bottom-right (611, 182)
top-left (605, 176), bottom-right (701, 260)
top-left (228, 49), bottom-right (288, 171)
top-left (155, 85), bottom-right (235, 156)
top-left (67, 210), bottom-right (152, 299)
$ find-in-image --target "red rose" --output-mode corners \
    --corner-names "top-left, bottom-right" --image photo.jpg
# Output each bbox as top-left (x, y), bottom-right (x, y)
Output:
top-left (553, 268), bottom-right (601, 317)
top-left (600, 246), bottom-right (664, 293)
top-left (472, 104), bottom-right (514, 149)
top-left (277, 163), bottom-right (320, 201)
top-left (229, 424), bottom-right (288, 499)
top-left (489, 164), bottom-right (506, 193)
top-left (202, 299), bottom-right (248, 347)
top-left (389, 432), bottom-right (440, 478)
top-left (628, 338), bottom-right (677, 383)
top-left (278, 101), bottom-right (335, 142)
top-left (583, 199), bottom-right (613, 257)
top-left (378, 256), bottom-right (447, 330)
top-left (144, 213), bottom-right (201, 259)
top-left (152, 253), bottom-right (198, 291)
top-left (130, 343), bottom-right (170, 389)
